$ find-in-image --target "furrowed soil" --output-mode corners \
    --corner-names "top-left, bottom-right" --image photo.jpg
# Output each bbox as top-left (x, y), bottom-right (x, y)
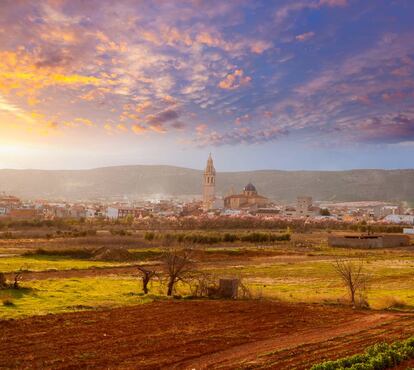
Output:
top-left (1, 300), bottom-right (414, 369)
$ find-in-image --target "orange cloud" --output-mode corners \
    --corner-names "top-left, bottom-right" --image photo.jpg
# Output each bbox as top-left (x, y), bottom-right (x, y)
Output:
top-left (0, 50), bottom-right (110, 108)
top-left (218, 69), bottom-right (251, 90)
top-left (135, 100), bottom-right (151, 113)
top-left (116, 123), bottom-right (128, 132)
top-left (131, 124), bottom-right (147, 134)
top-left (74, 118), bottom-right (96, 127)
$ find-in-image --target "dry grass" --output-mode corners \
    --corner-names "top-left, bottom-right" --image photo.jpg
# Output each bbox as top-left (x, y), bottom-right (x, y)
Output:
top-left (375, 295), bottom-right (408, 310)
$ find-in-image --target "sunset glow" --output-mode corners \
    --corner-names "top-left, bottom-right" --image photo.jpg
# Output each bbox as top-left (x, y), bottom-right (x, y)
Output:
top-left (0, 0), bottom-right (413, 170)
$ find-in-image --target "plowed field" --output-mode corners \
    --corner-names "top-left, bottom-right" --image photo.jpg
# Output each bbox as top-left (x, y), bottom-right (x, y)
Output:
top-left (1, 300), bottom-right (413, 369)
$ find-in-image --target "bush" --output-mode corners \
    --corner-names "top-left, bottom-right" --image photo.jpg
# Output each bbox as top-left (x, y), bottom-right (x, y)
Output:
top-left (25, 248), bottom-right (94, 259)
top-left (2, 299), bottom-right (15, 307)
top-left (144, 231), bottom-right (155, 241)
top-left (223, 233), bottom-right (238, 242)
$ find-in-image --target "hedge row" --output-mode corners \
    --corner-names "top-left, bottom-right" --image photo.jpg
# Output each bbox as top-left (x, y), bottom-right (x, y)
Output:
top-left (311, 336), bottom-right (414, 370)
top-left (144, 231), bottom-right (291, 244)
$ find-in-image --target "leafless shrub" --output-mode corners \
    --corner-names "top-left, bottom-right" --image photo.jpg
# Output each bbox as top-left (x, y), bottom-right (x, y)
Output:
top-left (13, 270), bottom-right (23, 289)
top-left (238, 278), bottom-right (252, 299)
top-left (333, 257), bottom-right (370, 308)
top-left (188, 272), bottom-right (217, 298)
top-left (163, 248), bottom-right (196, 296)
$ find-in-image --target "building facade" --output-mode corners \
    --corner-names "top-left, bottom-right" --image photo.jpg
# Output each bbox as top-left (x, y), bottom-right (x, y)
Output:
top-left (224, 183), bottom-right (268, 210)
top-left (296, 196), bottom-right (313, 216)
top-left (202, 154), bottom-right (216, 211)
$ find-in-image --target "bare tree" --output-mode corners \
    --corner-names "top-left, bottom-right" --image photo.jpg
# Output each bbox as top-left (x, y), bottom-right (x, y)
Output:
top-left (163, 248), bottom-right (195, 296)
top-left (137, 266), bottom-right (156, 294)
top-left (13, 270), bottom-right (23, 289)
top-left (333, 258), bottom-right (370, 307)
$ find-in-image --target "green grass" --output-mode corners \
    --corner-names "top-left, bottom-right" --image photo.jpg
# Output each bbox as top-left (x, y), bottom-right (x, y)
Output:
top-left (0, 276), bottom-right (161, 319)
top-left (0, 255), bottom-right (132, 273)
top-left (206, 256), bottom-right (414, 307)
top-left (1, 241), bottom-right (414, 319)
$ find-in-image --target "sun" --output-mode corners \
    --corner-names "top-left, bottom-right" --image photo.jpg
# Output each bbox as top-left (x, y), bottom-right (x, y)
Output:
top-left (0, 144), bottom-right (29, 156)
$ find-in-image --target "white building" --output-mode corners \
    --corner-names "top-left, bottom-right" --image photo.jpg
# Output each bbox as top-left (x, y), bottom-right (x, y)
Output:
top-left (384, 214), bottom-right (414, 224)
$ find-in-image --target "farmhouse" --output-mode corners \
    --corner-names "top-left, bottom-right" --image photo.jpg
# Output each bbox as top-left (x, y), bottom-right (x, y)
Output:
top-left (328, 234), bottom-right (410, 248)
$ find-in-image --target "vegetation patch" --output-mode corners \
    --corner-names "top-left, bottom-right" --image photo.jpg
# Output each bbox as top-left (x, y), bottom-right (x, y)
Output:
top-left (311, 336), bottom-right (414, 370)
top-left (144, 231), bottom-right (291, 244)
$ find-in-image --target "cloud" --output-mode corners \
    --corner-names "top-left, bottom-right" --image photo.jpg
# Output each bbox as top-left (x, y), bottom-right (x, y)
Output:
top-left (196, 124), bottom-right (208, 134)
top-left (296, 31), bottom-right (315, 42)
top-left (319, 0), bottom-right (347, 6)
top-left (197, 125), bottom-right (288, 146)
top-left (235, 114), bottom-right (252, 125)
top-left (275, 0), bottom-right (348, 24)
top-left (249, 40), bottom-right (273, 54)
top-left (0, 0), bottom-right (413, 150)
top-left (146, 108), bottom-right (180, 125)
top-left (131, 124), bottom-right (147, 134)
top-left (352, 112), bottom-right (414, 144)
top-left (218, 69), bottom-right (251, 90)
top-left (74, 118), bottom-right (96, 127)
top-left (135, 100), bottom-right (152, 113)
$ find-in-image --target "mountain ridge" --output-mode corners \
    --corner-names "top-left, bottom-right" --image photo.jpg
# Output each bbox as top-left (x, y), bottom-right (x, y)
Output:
top-left (0, 166), bottom-right (413, 202)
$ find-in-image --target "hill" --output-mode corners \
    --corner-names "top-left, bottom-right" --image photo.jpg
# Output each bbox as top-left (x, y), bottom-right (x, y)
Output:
top-left (0, 166), bottom-right (413, 202)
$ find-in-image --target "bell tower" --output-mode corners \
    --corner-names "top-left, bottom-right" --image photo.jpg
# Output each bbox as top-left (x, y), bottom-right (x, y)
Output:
top-left (203, 153), bottom-right (216, 211)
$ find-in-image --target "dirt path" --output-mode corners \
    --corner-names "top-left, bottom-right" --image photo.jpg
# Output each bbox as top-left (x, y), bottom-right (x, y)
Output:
top-left (175, 313), bottom-right (399, 369)
top-left (1, 300), bottom-right (413, 369)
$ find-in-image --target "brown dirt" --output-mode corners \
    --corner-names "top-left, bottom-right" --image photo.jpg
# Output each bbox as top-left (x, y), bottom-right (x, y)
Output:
top-left (1, 300), bottom-right (413, 369)
top-left (91, 246), bottom-right (135, 261)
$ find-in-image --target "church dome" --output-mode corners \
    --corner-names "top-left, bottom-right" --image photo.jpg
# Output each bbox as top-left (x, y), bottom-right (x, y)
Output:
top-left (244, 182), bottom-right (257, 193)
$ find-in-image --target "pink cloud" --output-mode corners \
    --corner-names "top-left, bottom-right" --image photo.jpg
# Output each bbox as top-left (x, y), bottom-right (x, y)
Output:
top-left (218, 69), bottom-right (251, 90)
top-left (295, 31), bottom-right (315, 42)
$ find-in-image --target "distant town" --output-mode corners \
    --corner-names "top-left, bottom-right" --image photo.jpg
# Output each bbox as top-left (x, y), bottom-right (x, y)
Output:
top-left (0, 155), bottom-right (413, 234)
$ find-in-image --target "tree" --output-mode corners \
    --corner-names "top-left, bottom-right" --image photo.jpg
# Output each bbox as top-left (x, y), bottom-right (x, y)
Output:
top-left (137, 266), bottom-right (156, 294)
top-left (163, 248), bottom-right (195, 296)
top-left (333, 258), bottom-right (370, 307)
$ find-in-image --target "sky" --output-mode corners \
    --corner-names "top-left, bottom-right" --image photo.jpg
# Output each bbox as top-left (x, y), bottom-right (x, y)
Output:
top-left (0, 0), bottom-right (413, 171)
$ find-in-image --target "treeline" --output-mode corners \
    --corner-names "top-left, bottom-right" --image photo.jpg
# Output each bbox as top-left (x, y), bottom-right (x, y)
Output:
top-left (125, 217), bottom-right (405, 233)
top-left (0, 216), bottom-right (405, 234)
top-left (144, 231), bottom-right (291, 244)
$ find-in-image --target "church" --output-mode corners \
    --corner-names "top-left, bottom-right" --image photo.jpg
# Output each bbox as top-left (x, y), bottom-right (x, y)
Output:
top-left (202, 153), bottom-right (216, 211)
top-left (224, 183), bottom-right (269, 210)
top-left (202, 154), bottom-right (269, 212)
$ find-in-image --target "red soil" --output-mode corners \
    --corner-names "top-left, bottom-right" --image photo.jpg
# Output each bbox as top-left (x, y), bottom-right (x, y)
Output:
top-left (1, 300), bottom-right (413, 369)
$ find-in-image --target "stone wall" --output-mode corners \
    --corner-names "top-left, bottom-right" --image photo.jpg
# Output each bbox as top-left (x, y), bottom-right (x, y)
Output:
top-left (328, 234), bottom-right (410, 248)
